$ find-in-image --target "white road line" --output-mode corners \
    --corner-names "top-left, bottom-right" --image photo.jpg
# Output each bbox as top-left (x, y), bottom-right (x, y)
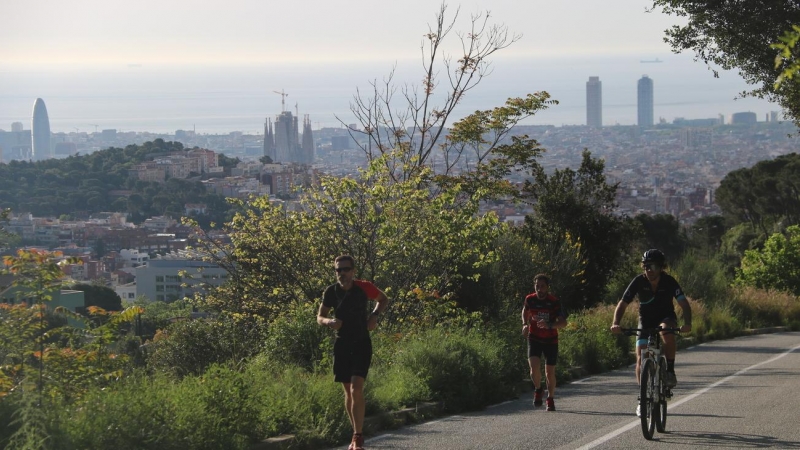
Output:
top-left (575, 342), bottom-right (800, 450)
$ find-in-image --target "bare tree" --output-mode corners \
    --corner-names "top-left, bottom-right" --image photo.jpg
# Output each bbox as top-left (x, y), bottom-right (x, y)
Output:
top-left (338, 3), bottom-right (525, 182)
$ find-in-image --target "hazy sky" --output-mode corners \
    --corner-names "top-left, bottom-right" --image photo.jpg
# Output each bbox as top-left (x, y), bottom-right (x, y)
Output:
top-left (2, 0), bottom-right (685, 66)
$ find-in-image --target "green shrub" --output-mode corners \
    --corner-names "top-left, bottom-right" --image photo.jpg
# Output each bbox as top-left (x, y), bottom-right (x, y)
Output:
top-left (558, 305), bottom-right (631, 375)
top-left (730, 287), bottom-right (800, 329)
top-left (392, 327), bottom-right (516, 412)
top-left (673, 250), bottom-right (733, 308)
top-left (146, 317), bottom-right (266, 378)
top-left (263, 300), bottom-right (330, 372)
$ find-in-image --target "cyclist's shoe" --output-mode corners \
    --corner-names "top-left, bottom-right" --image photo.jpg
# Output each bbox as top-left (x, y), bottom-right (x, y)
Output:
top-left (635, 403), bottom-right (641, 417)
top-left (665, 371), bottom-right (678, 388)
top-left (546, 397), bottom-right (555, 411)
top-left (533, 388), bottom-right (544, 406)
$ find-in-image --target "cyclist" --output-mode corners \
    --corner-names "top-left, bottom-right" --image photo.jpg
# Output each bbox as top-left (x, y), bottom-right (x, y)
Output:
top-left (522, 273), bottom-right (566, 411)
top-left (610, 249), bottom-right (692, 415)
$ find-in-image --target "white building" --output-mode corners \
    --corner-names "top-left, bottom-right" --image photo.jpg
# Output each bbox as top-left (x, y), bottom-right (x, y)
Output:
top-left (135, 258), bottom-right (228, 302)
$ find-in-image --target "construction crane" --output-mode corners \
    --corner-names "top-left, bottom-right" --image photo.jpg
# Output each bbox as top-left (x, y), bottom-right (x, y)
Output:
top-left (88, 124), bottom-right (99, 133)
top-left (273, 89), bottom-right (288, 112)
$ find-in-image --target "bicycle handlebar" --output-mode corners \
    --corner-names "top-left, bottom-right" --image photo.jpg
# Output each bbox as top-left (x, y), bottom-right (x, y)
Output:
top-left (618, 327), bottom-right (682, 337)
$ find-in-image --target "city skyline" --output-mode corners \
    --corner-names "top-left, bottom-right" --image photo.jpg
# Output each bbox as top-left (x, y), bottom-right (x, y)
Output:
top-left (1, 1), bottom-right (783, 134)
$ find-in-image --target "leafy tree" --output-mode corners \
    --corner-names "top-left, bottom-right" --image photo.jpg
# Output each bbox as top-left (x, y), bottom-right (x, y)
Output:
top-left (715, 153), bottom-right (800, 232)
top-left (259, 155), bottom-right (273, 164)
top-left (734, 224), bottom-right (800, 294)
top-left (192, 154), bottom-right (501, 328)
top-left (689, 215), bottom-right (728, 257)
top-left (634, 213), bottom-right (688, 261)
top-left (652, 0), bottom-right (800, 124)
top-left (521, 149), bottom-right (637, 309)
top-left (69, 283), bottom-right (122, 311)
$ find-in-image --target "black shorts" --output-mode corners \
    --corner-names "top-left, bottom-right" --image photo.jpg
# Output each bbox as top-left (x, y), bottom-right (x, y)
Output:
top-left (637, 312), bottom-right (678, 343)
top-left (333, 337), bottom-right (372, 383)
top-left (527, 340), bottom-right (558, 366)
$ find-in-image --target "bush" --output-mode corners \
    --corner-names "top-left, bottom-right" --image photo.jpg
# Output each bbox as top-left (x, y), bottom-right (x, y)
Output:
top-left (558, 305), bottom-right (632, 375)
top-left (730, 287), bottom-right (800, 329)
top-left (263, 300), bottom-right (331, 372)
top-left (392, 327), bottom-right (517, 412)
top-left (146, 317), bottom-right (267, 378)
top-left (673, 251), bottom-right (732, 308)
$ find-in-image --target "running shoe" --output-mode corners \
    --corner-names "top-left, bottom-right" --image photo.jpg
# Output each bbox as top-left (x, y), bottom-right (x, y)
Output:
top-left (546, 397), bottom-right (555, 411)
top-left (352, 434), bottom-right (364, 450)
top-left (533, 388), bottom-right (544, 406)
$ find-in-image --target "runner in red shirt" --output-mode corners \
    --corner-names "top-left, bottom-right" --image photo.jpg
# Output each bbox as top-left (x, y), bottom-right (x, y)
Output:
top-left (522, 273), bottom-right (566, 411)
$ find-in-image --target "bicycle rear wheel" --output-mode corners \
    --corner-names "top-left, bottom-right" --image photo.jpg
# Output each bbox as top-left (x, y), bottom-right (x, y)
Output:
top-left (639, 359), bottom-right (658, 440)
top-left (656, 357), bottom-right (668, 433)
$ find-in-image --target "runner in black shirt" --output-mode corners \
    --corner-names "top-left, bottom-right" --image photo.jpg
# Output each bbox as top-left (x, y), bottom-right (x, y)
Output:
top-left (317, 255), bottom-right (389, 450)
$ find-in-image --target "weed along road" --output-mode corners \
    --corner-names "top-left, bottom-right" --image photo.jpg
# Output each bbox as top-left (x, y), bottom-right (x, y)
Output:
top-left (332, 332), bottom-right (800, 449)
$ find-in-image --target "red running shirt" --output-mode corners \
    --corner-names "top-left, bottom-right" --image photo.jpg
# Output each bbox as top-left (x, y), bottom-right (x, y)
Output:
top-left (523, 293), bottom-right (564, 344)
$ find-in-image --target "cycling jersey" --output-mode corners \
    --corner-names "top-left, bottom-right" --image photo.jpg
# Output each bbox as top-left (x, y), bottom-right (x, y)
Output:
top-left (621, 273), bottom-right (686, 323)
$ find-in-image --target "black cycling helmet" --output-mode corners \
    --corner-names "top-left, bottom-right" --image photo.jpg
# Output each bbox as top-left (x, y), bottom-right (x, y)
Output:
top-left (641, 249), bottom-right (666, 264)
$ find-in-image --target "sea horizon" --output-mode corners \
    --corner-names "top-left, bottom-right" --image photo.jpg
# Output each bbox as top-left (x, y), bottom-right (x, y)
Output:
top-left (0, 53), bottom-right (782, 135)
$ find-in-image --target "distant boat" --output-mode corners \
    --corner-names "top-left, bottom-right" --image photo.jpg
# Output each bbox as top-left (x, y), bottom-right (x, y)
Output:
top-left (640, 58), bottom-right (663, 63)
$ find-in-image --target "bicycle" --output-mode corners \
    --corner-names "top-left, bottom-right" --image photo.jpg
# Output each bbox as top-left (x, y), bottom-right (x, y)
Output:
top-left (620, 326), bottom-right (681, 440)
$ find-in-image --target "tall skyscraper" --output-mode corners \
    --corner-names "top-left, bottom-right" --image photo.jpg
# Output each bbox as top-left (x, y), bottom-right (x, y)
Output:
top-left (586, 76), bottom-right (602, 127)
top-left (31, 98), bottom-right (51, 160)
top-left (637, 75), bottom-right (654, 127)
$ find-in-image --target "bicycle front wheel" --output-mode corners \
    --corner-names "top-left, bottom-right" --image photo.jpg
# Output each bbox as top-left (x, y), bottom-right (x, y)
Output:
top-left (639, 359), bottom-right (658, 440)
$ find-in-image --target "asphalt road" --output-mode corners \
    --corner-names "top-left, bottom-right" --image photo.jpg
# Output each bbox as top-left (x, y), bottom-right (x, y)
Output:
top-left (334, 332), bottom-right (800, 449)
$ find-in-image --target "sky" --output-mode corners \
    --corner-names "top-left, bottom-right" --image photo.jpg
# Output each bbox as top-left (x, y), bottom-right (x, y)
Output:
top-left (2, 0), bottom-right (685, 66)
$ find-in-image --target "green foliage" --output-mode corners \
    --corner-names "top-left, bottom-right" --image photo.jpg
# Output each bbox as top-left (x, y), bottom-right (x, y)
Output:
top-left (715, 153), bottom-right (800, 232)
top-left (558, 305), bottom-right (631, 374)
top-left (462, 229), bottom-right (586, 320)
top-left (688, 215), bottom-right (728, 258)
top-left (0, 140), bottom-right (233, 223)
top-left (773, 25), bottom-right (800, 85)
top-left (146, 317), bottom-right (267, 378)
top-left (195, 153), bottom-right (501, 329)
top-left (653, 0), bottom-right (800, 125)
top-left (392, 327), bottom-right (517, 412)
top-left (734, 225), bottom-right (800, 295)
top-left (730, 286), bottom-right (800, 329)
top-left (522, 149), bottom-right (637, 309)
top-left (263, 301), bottom-right (331, 371)
top-left (672, 250), bottom-right (732, 308)
top-left (69, 283), bottom-right (122, 311)
top-left (634, 213), bottom-right (688, 261)
top-left (718, 222), bottom-right (762, 275)
top-left (64, 368), bottom-right (262, 450)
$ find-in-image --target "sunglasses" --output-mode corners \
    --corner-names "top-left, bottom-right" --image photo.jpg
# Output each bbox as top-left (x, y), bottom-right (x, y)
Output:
top-left (643, 264), bottom-right (661, 272)
top-left (335, 267), bottom-right (354, 273)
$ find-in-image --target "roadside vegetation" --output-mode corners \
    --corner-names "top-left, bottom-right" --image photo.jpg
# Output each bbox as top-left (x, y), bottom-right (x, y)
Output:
top-left (3, 4), bottom-right (800, 450)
